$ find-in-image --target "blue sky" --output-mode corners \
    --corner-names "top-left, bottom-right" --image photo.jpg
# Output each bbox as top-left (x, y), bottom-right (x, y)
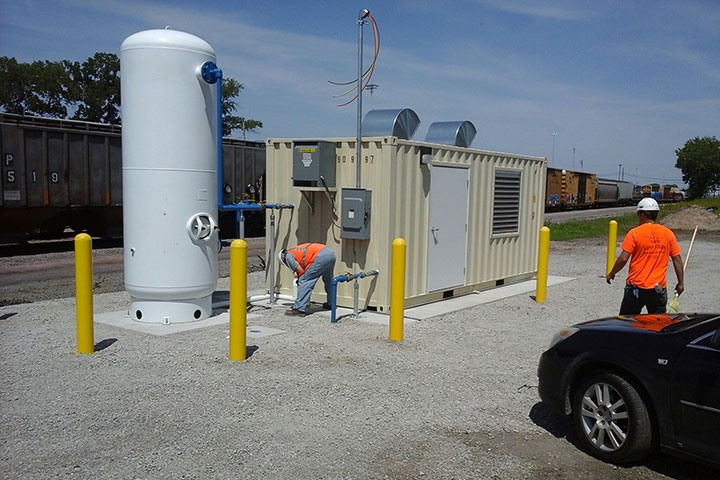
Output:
top-left (2, 0), bottom-right (719, 186)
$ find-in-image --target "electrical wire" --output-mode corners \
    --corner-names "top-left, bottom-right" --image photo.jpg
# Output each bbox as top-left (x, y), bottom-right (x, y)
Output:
top-left (328, 14), bottom-right (379, 107)
top-left (328, 14), bottom-right (379, 88)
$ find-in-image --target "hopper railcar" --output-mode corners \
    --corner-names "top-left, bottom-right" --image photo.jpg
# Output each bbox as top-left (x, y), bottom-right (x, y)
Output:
top-left (596, 178), bottom-right (634, 205)
top-left (0, 113), bottom-right (266, 241)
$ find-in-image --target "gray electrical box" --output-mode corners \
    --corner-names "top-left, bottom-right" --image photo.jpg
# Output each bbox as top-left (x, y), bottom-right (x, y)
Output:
top-left (341, 188), bottom-right (371, 239)
top-left (292, 141), bottom-right (336, 187)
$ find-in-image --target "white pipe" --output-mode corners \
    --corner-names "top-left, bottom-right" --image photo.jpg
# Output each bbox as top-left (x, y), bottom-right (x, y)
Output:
top-left (248, 293), bottom-right (295, 302)
top-left (267, 210), bottom-right (276, 304)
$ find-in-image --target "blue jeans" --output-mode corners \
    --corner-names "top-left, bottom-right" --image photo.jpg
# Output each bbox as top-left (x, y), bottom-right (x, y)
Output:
top-left (293, 247), bottom-right (336, 312)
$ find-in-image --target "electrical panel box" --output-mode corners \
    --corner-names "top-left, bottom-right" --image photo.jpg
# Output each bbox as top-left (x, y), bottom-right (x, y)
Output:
top-left (341, 188), bottom-right (371, 239)
top-left (292, 141), bottom-right (336, 188)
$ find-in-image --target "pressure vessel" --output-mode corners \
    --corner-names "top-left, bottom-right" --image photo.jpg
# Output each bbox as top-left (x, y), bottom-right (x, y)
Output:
top-left (120, 29), bottom-right (219, 323)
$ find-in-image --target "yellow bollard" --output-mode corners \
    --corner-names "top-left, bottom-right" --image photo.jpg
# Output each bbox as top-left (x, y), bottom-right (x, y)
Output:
top-left (606, 220), bottom-right (618, 275)
top-left (536, 226), bottom-right (550, 303)
top-left (75, 233), bottom-right (94, 354)
top-left (229, 239), bottom-right (247, 361)
top-left (389, 237), bottom-right (406, 342)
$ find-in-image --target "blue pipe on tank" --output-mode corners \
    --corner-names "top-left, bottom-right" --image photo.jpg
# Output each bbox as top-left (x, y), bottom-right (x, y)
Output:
top-left (200, 61), bottom-right (293, 223)
top-left (329, 270), bottom-right (379, 323)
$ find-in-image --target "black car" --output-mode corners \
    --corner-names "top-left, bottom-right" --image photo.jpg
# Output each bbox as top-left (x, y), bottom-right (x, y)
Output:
top-left (538, 313), bottom-right (720, 466)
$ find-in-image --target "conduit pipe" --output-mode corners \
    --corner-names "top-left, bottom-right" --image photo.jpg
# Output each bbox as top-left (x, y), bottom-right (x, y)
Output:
top-left (329, 270), bottom-right (379, 323)
top-left (211, 294), bottom-right (295, 311)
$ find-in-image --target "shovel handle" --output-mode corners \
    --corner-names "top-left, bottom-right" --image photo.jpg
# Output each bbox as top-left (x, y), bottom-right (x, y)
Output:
top-left (683, 225), bottom-right (698, 272)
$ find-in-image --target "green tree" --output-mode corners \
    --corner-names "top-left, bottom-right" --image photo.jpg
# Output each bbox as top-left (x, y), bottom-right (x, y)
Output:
top-left (0, 56), bottom-right (70, 117)
top-left (64, 52), bottom-right (121, 124)
top-left (221, 78), bottom-right (263, 139)
top-left (675, 136), bottom-right (720, 199)
top-left (1, 54), bottom-right (260, 133)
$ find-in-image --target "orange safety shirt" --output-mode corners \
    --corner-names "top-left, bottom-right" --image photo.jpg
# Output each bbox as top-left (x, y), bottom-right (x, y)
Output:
top-left (620, 223), bottom-right (681, 289)
top-left (286, 243), bottom-right (325, 275)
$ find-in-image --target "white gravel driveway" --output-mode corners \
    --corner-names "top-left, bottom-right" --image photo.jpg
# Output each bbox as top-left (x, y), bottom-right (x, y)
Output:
top-left (1, 234), bottom-right (719, 479)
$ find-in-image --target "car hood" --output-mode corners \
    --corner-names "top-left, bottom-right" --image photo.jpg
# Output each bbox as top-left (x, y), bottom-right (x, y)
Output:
top-left (576, 313), bottom-right (699, 333)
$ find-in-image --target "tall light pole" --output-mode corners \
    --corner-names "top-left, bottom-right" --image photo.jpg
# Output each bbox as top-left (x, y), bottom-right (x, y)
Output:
top-left (572, 147), bottom-right (575, 170)
top-left (551, 131), bottom-right (558, 165)
top-left (618, 164), bottom-right (622, 181)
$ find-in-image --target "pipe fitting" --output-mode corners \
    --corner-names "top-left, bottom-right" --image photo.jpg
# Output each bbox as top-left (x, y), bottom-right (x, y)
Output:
top-left (199, 61), bottom-right (222, 84)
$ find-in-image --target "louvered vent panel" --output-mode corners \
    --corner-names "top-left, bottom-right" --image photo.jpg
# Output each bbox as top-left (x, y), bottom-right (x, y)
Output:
top-left (492, 170), bottom-right (521, 235)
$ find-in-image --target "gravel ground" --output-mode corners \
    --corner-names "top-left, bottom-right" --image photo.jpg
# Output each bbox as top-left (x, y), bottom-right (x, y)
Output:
top-left (1, 233), bottom-right (719, 479)
top-left (0, 237), bottom-right (266, 306)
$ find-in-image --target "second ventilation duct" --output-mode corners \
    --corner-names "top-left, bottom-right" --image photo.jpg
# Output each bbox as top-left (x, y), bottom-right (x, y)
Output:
top-left (425, 121), bottom-right (477, 148)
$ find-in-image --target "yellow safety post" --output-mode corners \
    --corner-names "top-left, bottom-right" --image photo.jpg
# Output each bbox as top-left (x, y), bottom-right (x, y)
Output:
top-left (75, 233), bottom-right (94, 354)
top-left (536, 226), bottom-right (550, 303)
top-left (229, 239), bottom-right (247, 361)
top-left (389, 237), bottom-right (406, 342)
top-left (606, 220), bottom-right (618, 275)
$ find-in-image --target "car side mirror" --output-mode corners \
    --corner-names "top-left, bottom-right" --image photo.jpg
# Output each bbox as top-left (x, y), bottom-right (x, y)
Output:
top-left (710, 329), bottom-right (720, 350)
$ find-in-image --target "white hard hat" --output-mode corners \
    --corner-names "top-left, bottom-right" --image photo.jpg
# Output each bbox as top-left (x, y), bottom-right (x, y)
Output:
top-left (636, 197), bottom-right (660, 212)
top-left (278, 249), bottom-right (292, 271)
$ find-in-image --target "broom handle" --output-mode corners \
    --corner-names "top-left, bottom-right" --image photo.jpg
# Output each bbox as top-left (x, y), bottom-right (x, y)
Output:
top-left (683, 225), bottom-right (698, 272)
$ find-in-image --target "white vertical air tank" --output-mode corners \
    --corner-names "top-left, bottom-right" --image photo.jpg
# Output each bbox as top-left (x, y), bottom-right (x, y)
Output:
top-left (120, 29), bottom-right (219, 323)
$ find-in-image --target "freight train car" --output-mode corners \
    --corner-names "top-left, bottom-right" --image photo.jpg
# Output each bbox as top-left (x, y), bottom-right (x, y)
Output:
top-left (0, 113), bottom-right (265, 241)
top-left (660, 184), bottom-right (684, 202)
top-left (545, 167), bottom-right (597, 210)
top-left (596, 178), bottom-right (634, 205)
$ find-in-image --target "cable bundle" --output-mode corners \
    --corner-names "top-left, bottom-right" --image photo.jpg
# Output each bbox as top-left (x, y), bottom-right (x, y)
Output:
top-left (329, 14), bottom-right (379, 107)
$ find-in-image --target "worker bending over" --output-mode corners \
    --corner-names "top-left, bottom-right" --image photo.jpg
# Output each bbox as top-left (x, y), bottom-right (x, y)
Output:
top-left (606, 198), bottom-right (684, 315)
top-left (279, 243), bottom-right (336, 316)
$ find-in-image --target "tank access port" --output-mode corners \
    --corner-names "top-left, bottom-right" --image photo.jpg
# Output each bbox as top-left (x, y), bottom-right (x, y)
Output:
top-left (186, 213), bottom-right (218, 242)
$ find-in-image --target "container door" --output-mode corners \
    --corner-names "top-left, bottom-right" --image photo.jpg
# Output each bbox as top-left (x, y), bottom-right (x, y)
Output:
top-left (427, 166), bottom-right (468, 292)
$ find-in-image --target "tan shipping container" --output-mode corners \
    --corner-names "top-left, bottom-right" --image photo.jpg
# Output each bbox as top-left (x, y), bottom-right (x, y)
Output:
top-left (266, 136), bottom-right (546, 312)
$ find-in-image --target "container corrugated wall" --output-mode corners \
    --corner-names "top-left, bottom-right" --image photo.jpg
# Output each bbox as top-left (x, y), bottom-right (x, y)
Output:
top-left (266, 136), bottom-right (546, 311)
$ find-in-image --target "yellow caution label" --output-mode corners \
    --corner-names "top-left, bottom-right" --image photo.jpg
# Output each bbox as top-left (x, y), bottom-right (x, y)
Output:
top-left (297, 148), bottom-right (316, 153)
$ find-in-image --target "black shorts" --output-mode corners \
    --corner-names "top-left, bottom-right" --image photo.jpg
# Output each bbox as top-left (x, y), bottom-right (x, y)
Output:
top-left (619, 284), bottom-right (667, 315)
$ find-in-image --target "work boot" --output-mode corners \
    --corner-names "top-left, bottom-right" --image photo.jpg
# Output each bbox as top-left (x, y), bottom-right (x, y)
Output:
top-left (285, 309), bottom-right (306, 317)
top-left (322, 303), bottom-right (332, 310)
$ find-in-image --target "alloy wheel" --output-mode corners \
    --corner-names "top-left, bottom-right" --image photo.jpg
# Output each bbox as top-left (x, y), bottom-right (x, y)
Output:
top-left (579, 381), bottom-right (630, 452)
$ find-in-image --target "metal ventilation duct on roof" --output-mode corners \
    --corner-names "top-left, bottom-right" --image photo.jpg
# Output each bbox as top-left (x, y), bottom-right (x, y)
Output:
top-left (362, 109), bottom-right (420, 140)
top-left (425, 121), bottom-right (477, 148)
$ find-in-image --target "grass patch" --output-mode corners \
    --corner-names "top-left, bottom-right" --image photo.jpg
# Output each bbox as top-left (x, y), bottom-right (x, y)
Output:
top-left (545, 198), bottom-right (720, 241)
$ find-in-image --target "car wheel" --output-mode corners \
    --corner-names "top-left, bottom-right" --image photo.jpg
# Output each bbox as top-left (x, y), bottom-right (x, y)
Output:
top-left (572, 372), bottom-right (653, 464)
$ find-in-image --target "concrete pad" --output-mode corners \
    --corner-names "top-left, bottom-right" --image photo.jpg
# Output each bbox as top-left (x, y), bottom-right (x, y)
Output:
top-left (313, 307), bottom-right (419, 326)
top-left (232, 275), bottom-right (574, 325)
top-left (94, 310), bottom-right (264, 337)
top-left (404, 275), bottom-right (574, 320)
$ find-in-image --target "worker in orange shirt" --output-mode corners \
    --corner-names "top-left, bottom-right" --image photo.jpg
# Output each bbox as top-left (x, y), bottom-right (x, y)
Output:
top-left (606, 198), bottom-right (684, 314)
top-left (278, 243), bottom-right (336, 317)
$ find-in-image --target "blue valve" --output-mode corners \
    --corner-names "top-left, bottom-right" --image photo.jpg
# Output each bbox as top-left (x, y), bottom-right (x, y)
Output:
top-left (201, 61), bottom-right (222, 84)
